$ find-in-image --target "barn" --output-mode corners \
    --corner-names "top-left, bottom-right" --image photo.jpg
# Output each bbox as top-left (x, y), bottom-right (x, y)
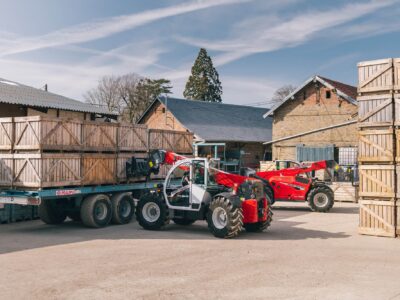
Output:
top-left (138, 96), bottom-right (273, 171)
top-left (264, 75), bottom-right (358, 165)
top-left (0, 78), bottom-right (116, 120)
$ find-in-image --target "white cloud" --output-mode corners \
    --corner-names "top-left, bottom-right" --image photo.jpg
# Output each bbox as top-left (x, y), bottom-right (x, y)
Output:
top-left (177, 0), bottom-right (396, 66)
top-left (0, 0), bottom-right (252, 57)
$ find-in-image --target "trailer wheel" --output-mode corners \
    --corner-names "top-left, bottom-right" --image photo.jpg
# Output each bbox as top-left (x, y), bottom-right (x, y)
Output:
top-left (207, 196), bottom-right (243, 238)
top-left (111, 193), bottom-right (135, 225)
top-left (81, 194), bottom-right (112, 228)
top-left (173, 218), bottom-right (196, 225)
top-left (136, 192), bottom-right (170, 230)
top-left (39, 200), bottom-right (67, 225)
top-left (307, 185), bottom-right (334, 212)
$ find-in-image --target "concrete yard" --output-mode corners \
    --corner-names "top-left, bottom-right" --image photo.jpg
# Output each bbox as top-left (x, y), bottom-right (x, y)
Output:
top-left (0, 202), bottom-right (399, 300)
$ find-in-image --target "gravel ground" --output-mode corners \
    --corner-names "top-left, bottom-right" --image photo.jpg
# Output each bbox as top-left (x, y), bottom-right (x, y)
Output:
top-left (0, 202), bottom-right (399, 300)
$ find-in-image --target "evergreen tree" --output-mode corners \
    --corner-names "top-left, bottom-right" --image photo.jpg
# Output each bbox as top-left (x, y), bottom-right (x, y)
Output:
top-left (183, 48), bottom-right (222, 102)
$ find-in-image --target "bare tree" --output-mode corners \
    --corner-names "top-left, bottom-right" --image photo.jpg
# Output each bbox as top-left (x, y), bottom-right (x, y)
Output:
top-left (271, 84), bottom-right (296, 104)
top-left (84, 75), bottom-right (123, 114)
top-left (85, 73), bottom-right (172, 123)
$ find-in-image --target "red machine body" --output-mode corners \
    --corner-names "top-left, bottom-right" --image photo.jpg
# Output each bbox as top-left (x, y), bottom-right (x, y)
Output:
top-left (256, 160), bottom-right (330, 201)
top-left (159, 151), bottom-right (270, 224)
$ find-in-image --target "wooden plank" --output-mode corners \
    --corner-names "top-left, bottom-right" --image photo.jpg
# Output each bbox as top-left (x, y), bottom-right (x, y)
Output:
top-left (14, 116), bottom-right (82, 151)
top-left (0, 118), bottom-right (13, 151)
top-left (358, 128), bottom-right (394, 163)
top-left (358, 165), bottom-right (395, 198)
top-left (0, 154), bottom-right (14, 186)
top-left (393, 58), bottom-right (400, 91)
top-left (357, 96), bottom-right (393, 126)
top-left (358, 58), bottom-right (393, 93)
top-left (358, 199), bottom-right (396, 237)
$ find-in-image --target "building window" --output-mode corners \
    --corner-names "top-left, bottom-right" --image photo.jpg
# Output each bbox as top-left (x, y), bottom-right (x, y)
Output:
top-left (162, 107), bottom-right (166, 113)
top-left (326, 90), bottom-right (331, 99)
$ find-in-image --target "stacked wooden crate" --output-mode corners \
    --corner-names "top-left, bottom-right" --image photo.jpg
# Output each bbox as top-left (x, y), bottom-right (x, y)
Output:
top-left (357, 58), bottom-right (398, 237)
top-left (0, 117), bottom-right (193, 189)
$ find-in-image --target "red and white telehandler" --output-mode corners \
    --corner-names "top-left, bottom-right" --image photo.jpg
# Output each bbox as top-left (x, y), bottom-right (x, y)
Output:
top-left (134, 150), bottom-right (273, 239)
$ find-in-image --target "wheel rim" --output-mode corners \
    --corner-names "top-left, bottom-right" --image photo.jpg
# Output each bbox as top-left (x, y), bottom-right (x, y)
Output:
top-left (314, 192), bottom-right (329, 208)
top-left (212, 207), bottom-right (228, 229)
top-left (119, 199), bottom-right (132, 218)
top-left (95, 202), bottom-right (108, 221)
top-left (142, 202), bottom-right (160, 223)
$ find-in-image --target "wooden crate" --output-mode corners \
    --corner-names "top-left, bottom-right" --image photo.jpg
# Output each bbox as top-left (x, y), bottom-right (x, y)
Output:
top-left (14, 116), bottom-right (82, 151)
top-left (394, 58), bottom-right (400, 91)
top-left (82, 154), bottom-right (116, 185)
top-left (83, 121), bottom-right (118, 152)
top-left (330, 182), bottom-right (357, 203)
top-left (148, 129), bottom-right (193, 154)
top-left (0, 154), bottom-right (14, 186)
top-left (117, 152), bottom-right (146, 182)
top-left (150, 164), bottom-right (172, 180)
top-left (118, 123), bottom-right (148, 152)
top-left (260, 161), bottom-right (276, 171)
top-left (13, 153), bottom-right (81, 188)
top-left (394, 95), bottom-right (400, 126)
top-left (358, 58), bottom-right (393, 94)
top-left (359, 128), bottom-right (394, 163)
top-left (397, 202), bottom-right (400, 237)
top-left (359, 165), bottom-right (395, 198)
top-left (357, 94), bottom-right (393, 127)
top-left (0, 118), bottom-right (13, 151)
top-left (359, 199), bottom-right (396, 237)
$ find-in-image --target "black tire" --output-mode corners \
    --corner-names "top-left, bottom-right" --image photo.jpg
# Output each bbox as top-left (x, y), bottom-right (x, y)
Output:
top-left (207, 196), bottom-right (243, 239)
top-left (307, 185), bottom-right (334, 212)
top-left (80, 194), bottom-right (112, 228)
top-left (111, 193), bottom-right (135, 225)
top-left (67, 211), bottom-right (81, 222)
top-left (136, 192), bottom-right (170, 230)
top-left (265, 186), bottom-right (274, 205)
top-left (39, 200), bottom-right (67, 225)
top-left (173, 218), bottom-right (196, 225)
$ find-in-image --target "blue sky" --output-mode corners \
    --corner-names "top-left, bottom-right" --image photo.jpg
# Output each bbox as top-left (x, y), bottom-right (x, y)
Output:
top-left (0, 0), bottom-right (399, 107)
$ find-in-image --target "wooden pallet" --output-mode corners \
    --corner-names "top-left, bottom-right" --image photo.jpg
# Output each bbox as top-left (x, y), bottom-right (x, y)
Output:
top-left (82, 121), bottom-right (118, 152)
top-left (358, 128), bottom-right (394, 163)
top-left (359, 199), bottom-right (396, 237)
top-left (357, 94), bottom-right (393, 127)
top-left (14, 116), bottom-right (82, 151)
top-left (358, 58), bottom-right (394, 94)
top-left (81, 153), bottom-right (116, 185)
top-left (149, 129), bottom-right (193, 154)
top-left (330, 182), bottom-right (357, 203)
top-left (12, 153), bottom-right (81, 188)
top-left (358, 165), bottom-right (395, 198)
top-left (118, 123), bottom-right (148, 152)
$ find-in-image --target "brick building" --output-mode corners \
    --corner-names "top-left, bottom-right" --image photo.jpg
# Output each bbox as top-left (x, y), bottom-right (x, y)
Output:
top-left (264, 75), bottom-right (358, 163)
top-left (138, 97), bottom-right (273, 170)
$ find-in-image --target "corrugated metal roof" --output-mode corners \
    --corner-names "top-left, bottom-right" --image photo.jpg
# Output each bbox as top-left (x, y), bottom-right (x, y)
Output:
top-left (0, 78), bottom-right (117, 116)
top-left (140, 97), bottom-right (272, 143)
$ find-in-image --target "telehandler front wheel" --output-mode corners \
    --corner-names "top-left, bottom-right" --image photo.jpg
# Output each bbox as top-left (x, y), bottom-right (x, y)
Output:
top-left (207, 196), bottom-right (243, 238)
top-left (307, 185), bottom-right (334, 212)
top-left (136, 192), bottom-right (170, 230)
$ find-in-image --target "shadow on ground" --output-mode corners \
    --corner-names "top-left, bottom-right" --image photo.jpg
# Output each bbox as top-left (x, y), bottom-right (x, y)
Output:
top-left (0, 204), bottom-right (355, 255)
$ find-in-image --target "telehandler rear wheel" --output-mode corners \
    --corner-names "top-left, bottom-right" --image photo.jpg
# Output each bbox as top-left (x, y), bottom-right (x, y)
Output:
top-left (136, 192), bottom-right (170, 230)
top-left (307, 185), bottom-right (334, 212)
top-left (207, 196), bottom-right (243, 238)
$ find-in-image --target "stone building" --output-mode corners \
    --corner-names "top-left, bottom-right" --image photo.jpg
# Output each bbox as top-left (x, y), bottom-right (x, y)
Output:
top-left (264, 75), bottom-right (358, 163)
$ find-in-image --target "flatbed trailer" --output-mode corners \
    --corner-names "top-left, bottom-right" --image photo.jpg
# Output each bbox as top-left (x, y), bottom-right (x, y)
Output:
top-left (0, 180), bottom-right (167, 228)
